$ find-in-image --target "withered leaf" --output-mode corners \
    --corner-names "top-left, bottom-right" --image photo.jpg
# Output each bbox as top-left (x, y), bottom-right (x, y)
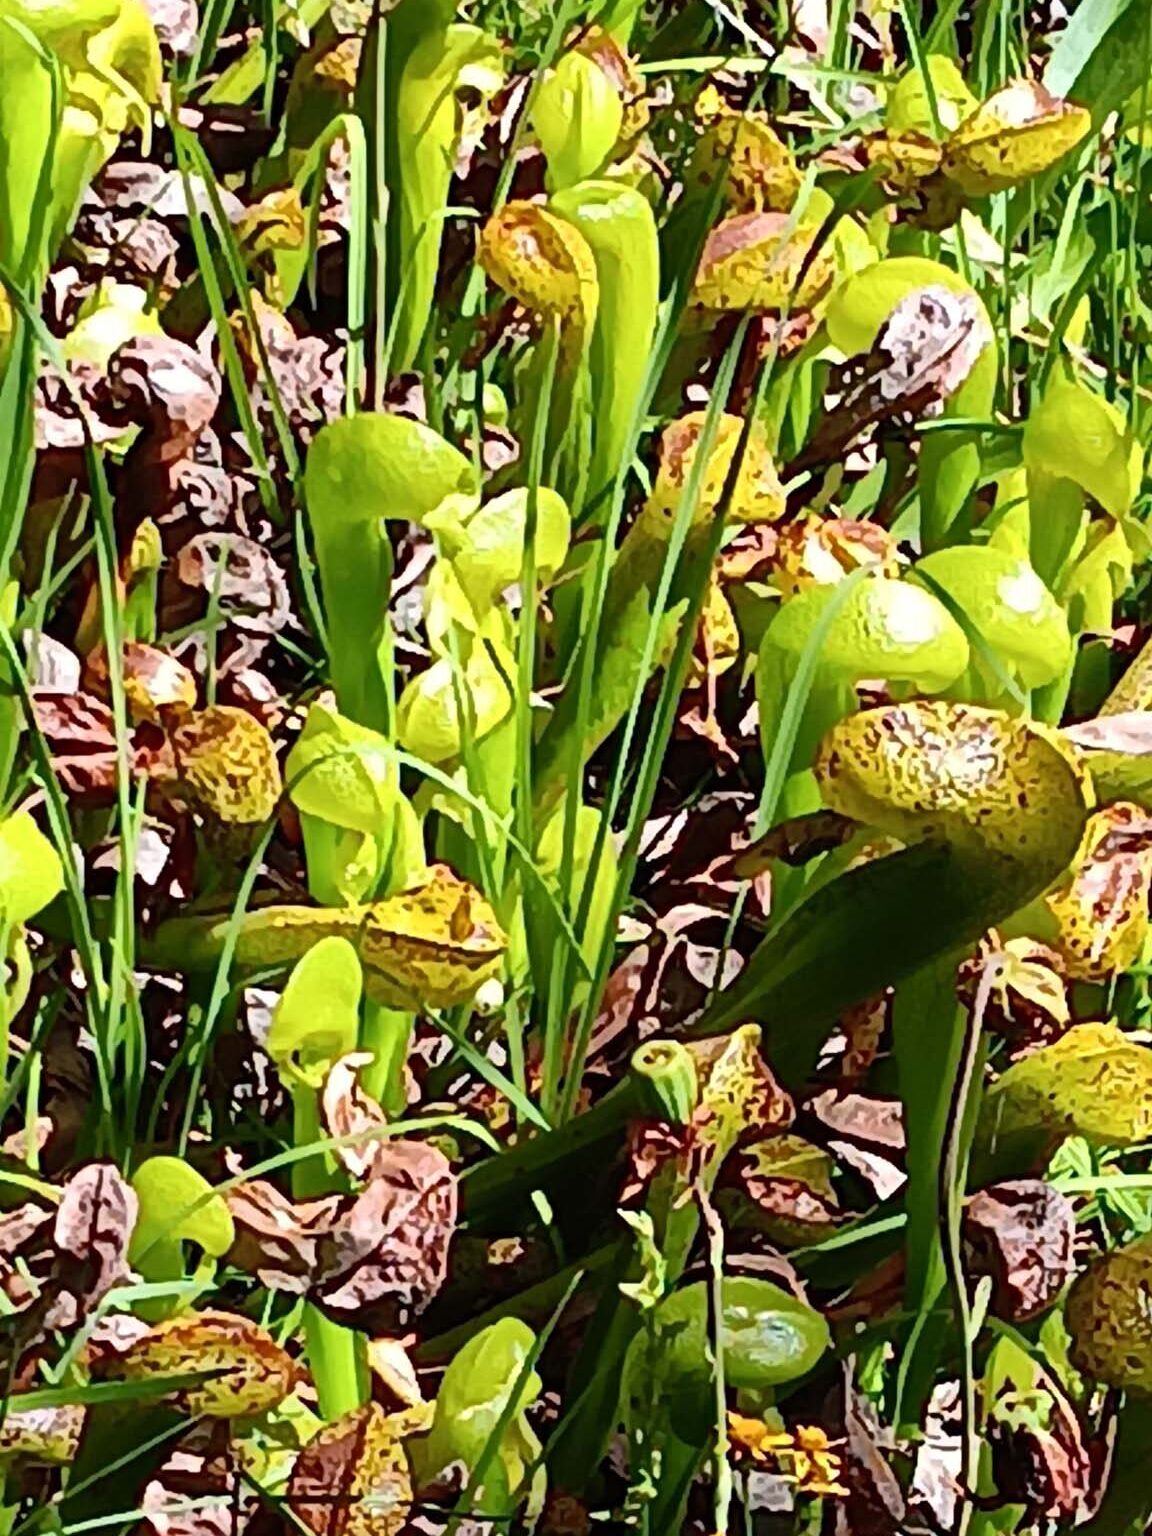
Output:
top-left (240, 298), bottom-right (344, 443)
top-left (45, 1162), bottom-right (139, 1330)
top-left (32, 691), bottom-right (128, 801)
top-left (0, 1401), bottom-right (85, 1464)
top-left (1044, 803), bottom-right (1152, 980)
top-left (311, 1140), bottom-right (457, 1332)
top-left (226, 1178), bottom-right (343, 1294)
top-left (142, 0), bottom-right (199, 56)
top-left (177, 533), bottom-right (293, 636)
top-left (227, 1141), bottom-right (457, 1332)
top-left (83, 643), bottom-right (198, 724)
top-left (141, 1440), bottom-right (251, 1536)
top-left (771, 515), bottom-right (901, 598)
top-left (941, 80), bottom-right (1091, 197)
top-left (722, 1133), bottom-right (842, 1246)
top-left (322, 1053), bottom-right (389, 1183)
top-left (287, 1401), bottom-right (425, 1536)
top-left (732, 810), bottom-right (858, 875)
top-left (1064, 711), bottom-right (1152, 754)
top-left (990, 1396), bottom-right (1093, 1523)
top-left (103, 336), bottom-right (222, 459)
top-left (963, 1179), bottom-right (1076, 1321)
top-left (795, 285), bottom-right (992, 471)
top-left (958, 937), bottom-right (1069, 1054)
top-left (103, 1309), bottom-right (298, 1417)
top-left (829, 1369), bottom-right (906, 1536)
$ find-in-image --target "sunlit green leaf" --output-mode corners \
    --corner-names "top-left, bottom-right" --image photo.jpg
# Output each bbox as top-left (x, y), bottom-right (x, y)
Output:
top-left (885, 54), bottom-right (978, 138)
top-left (0, 809), bottom-right (64, 927)
top-left (1023, 374), bottom-right (1143, 518)
top-left (414, 1319), bottom-right (543, 1518)
top-left (265, 935), bottom-right (363, 1089)
top-left (912, 545), bottom-right (1071, 690)
top-left (531, 49), bottom-right (623, 191)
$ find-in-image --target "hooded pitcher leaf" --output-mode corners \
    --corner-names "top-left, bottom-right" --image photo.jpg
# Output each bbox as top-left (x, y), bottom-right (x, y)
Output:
top-left (941, 81), bottom-right (1091, 196)
top-left (101, 1310), bottom-right (298, 1416)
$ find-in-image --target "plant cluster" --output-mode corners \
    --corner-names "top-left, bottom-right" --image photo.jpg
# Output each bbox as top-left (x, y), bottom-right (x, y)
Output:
top-left (4, 1), bottom-right (1152, 1534)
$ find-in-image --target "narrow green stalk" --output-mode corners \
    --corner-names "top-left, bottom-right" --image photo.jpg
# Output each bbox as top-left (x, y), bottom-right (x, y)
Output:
top-left (291, 1086), bottom-right (368, 1420)
top-left (359, 1001), bottom-right (414, 1117)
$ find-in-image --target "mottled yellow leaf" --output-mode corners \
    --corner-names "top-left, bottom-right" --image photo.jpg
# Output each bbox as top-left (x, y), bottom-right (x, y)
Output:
top-left (941, 80), bottom-right (1091, 196)
top-left (983, 1022), bottom-right (1152, 1148)
top-left (646, 411), bottom-right (786, 527)
top-left (693, 91), bottom-right (801, 212)
top-left (170, 706), bottom-right (282, 825)
top-left (108, 1309), bottom-right (298, 1417)
top-left (693, 211), bottom-right (834, 312)
top-left (1066, 1234), bottom-right (1152, 1391)
top-left (772, 516), bottom-right (900, 597)
top-left (816, 701), bottom-right (1092, 872)
top-left (477, 201), bottom-right (598, 355)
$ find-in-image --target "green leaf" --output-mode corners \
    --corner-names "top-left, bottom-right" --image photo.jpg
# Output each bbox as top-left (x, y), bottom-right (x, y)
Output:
top-left (426, 486), bottom-right (572, 610)
top-left (415, 1319), bottom-right (542, 1517)
top-left (389, 22), bottom-right (503, 372)
top-left (305, 413), bottom-right (478, 531)
top-left (549, 180), bottom-right (660, 510)
top-left (762, 576), bottom-right (971, 695)
top-left (911, 546), bottom-right (1072, 690)
top-left (1023, 375), bottom-right (1143, 518)
top-left (396, 642), bottom-right (514, 765)
top-left (531, 50), bottom-right (623, 192)
top-left (536, 800), bottom-right (618, 975)
top-left (265, 935), bottom-right (363, 1089)
top-left (128, 1156), bottom-right (235, 1316)
top-left (286, 698), bottom-right (397, 838)
top-left (0, 809), bottom-right (64, 926)
top-left (625, 1275), bottom-right (829, 1443)
top-left (304, 413), bottom-right (476, 730)
top-left (885, 54), bottom-right (977, 138)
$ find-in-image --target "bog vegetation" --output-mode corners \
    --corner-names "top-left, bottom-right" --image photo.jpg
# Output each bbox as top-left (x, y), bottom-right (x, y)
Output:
top-left (4, 0), bottom-right (1152, 1532)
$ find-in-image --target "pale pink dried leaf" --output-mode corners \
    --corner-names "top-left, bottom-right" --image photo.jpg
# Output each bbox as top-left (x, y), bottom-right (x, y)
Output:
top-left (176, 534), bottom-right (292, 636)
top-left (321, 1053), bottom-right (389, 1183)
top-left (226, 1178), bottom-right (343, 1294)
top-left (963, 1179), bottom-right (1076, 1321)
top-left (312, 1140), bottom-right (457, 1332)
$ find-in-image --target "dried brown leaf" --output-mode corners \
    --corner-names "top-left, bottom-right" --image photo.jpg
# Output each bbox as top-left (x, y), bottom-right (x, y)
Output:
top-left (176, 533), bottom-right (292, 636)
top-left (964, 1179), bottom-right (1076, 1321)
top-left (722, 1133), bottom-right (843, 1246)
top-left (311, 1140), bottom-right (457, 1332)
top-left (287, 1401), bottom-right (421, 1536)
top-left (1043, 803), bottom-right (1152, 979)
top-left (45, 1162), bottom-right (138, 1330)
top-left (226, 1178), bottom-right (343, 1294)
top-left (322, 1053), bottom-right (389, 1183)
top-left (958, 937), bottom-right (1069, 1054)
top-left (103, 336), bottom-right (222, 458)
